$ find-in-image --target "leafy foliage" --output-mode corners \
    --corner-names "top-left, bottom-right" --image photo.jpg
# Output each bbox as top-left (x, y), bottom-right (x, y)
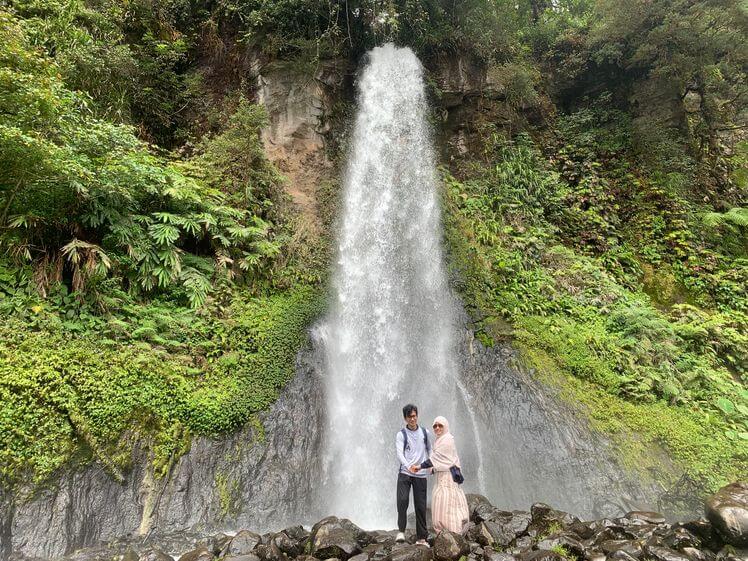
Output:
top-left (0, 286), bottom-right (324, 487)
top-left (444, 123), bottom-right (747, 493)
top-left (0, 10), bottom-right (283, 307)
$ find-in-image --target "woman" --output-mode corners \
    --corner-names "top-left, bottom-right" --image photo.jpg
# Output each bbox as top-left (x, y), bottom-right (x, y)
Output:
top-left (411, 416), bottom-right (470, 534)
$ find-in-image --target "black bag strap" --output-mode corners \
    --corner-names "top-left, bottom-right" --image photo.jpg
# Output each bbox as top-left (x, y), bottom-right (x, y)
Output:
top-left (402, 427), bottom-right (431, 454)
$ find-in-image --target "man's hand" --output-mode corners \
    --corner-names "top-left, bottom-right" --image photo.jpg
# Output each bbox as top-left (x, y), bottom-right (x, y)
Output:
top-left (409, 465), bottom-right (420, 474)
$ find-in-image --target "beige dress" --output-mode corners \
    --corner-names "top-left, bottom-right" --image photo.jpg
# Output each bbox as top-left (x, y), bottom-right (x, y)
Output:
top-left (429, 416), bottom-right (470, 534)
top-left (432, 469), bottom-right (469, 534)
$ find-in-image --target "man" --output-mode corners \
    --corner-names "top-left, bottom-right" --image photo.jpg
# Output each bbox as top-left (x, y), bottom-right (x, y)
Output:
top-left (395, 403), bottom-right (431, 546)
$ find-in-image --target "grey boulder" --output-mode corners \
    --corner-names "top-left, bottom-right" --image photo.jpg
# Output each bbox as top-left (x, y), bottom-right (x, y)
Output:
top-left (705, 482), bottom-right (748, 547)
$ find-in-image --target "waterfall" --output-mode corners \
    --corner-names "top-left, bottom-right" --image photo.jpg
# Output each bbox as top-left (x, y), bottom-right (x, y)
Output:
top-left (316, 43), bottom-right (485, 528)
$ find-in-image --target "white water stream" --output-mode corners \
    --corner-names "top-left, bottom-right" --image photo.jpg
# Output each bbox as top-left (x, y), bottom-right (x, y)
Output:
top-left (316, 43), bottom-right (487, 528)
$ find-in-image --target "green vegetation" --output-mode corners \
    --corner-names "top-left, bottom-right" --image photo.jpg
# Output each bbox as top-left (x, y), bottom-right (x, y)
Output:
top-left (444, 110), bottom-right (746, 500)
top-left (0, 3), bottom-right (328, 488)
top-left (0, 286), bottom-right (324, 487)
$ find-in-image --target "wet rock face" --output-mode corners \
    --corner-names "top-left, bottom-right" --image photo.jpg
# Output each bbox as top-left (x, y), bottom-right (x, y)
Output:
top-left (705, 482), bottom-right (748, 547)
top-left (454, 329), bottom-right (674, 519)
top-left (2, 345), bottom-right (327, 560)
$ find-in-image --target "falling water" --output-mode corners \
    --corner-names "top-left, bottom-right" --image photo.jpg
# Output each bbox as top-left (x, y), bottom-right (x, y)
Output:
top-left (316, 43), bottom-right (485, 528)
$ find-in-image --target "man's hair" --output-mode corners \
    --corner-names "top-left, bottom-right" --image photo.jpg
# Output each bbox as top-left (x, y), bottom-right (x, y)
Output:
top-left (402, 404), bottom-right (418, 418)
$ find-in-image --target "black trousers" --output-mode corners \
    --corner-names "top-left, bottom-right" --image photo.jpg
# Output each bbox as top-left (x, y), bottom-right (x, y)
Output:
top-left (397, 472), bottom-right (428, 539)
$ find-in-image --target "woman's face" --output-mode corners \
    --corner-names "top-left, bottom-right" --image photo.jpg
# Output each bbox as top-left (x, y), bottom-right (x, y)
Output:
top-left (432, 421), bottom-right (445, 436)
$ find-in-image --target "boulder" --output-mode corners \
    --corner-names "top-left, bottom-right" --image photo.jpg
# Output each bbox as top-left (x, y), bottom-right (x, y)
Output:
top-left (680, 519), bottom-right (719, 549)
top-left (705, 481), bottom-right (748, 547)
top-left (598, 540), bottom-right (642, 557)
top-left (266, 539), bottom-right (290, 561)
top-left (209, 533), bottom-right (233, 555)
top-left (679, 547), bottom-right (716, 561)
top-left (225, 531), bottom-right (263, 557)
top-left (123, 549), bottom-right (139, 561)
top-left (470, 521), bottom-right (516, 548)
top-left (254, 544), bottom-right (270, 560)
top-left (621, 524), bottom-right (657, 541)
top-left (484, 551), bottom-right (518, 561)
top-left (506, 512), bottom-right (533, 538)
top-left (138, 549), bottom-right (173, 561)
top-left (311, 517), bottom-right (363, 560)
top-left (339, 519), bottom-right (372, 547)
top-left (535, 534), bottom-right (586, 558)
top-left (180, 546), bottom-right (214, 561)
top-left (606, 552), bottom-right (638, 561)
top-left (273, 530), bottom-right (305, 557)
top-left (662, 527), bottom-right (701, 550)
top-left (529, 504), bottom-right (579, 537)
top-left (226, 556), bottom-right (263, 561)
top-left (521, 550), bottom-right (565, 561)
top-left (433, 531), bottom-right (470, 561)
top-left (513, 536), bottom-right (534, 551)
top-left (625, 512), bottom-right (667, 525)
top-left (567, 521), bottom-right (596, 540)
top-left (644, 546), bottom-right (692, 561)
top-left (388, 543), bottom-right (433, 561)
top-left (468, 495), bottom-right (494, 522)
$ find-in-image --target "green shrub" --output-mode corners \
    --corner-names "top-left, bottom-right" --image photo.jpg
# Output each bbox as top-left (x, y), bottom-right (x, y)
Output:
top-left (0, 285), bottom-right (324, 487)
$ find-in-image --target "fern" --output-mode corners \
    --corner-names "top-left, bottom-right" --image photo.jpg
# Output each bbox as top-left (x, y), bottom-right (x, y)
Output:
top-left (180, 267), bottom-right (211, 308)
top-left (702, 207), bottom-right (748, 229)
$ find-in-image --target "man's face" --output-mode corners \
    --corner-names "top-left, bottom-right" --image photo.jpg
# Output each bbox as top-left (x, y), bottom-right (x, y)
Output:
top-left (405, 410), bottom-right (418, 430)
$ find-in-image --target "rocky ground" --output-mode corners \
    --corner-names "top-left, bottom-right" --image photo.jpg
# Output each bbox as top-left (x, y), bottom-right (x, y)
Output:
top-left (20, 482), bottom-right (746, 561)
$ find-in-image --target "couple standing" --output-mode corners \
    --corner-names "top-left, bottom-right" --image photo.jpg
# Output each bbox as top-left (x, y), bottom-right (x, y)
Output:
top-left (395, 403), bottom-right (469, 546)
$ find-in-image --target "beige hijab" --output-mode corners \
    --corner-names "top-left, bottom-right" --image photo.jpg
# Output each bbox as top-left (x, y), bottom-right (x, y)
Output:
top-left (430, 416), bottom-right (461, 470)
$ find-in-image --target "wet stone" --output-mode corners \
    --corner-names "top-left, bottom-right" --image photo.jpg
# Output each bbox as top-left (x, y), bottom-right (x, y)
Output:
top-left (626, 513), bottom-right (667, 525)
top-left (138, 549), bottom-right (174, 561)
top-left (433, 531), bottom-right (470, 561)
top-left (705, 482), bottom-right (748, 548)
top-left (209, 533), bottom-right (232, 555)
top-left (542, 535), bottom-right (586, 558)
top-left (387, 544), bottom-right (433, 561)
top-left (644, 546), bottom-right (692, 561)
top-left (599, 540), bottom-right (642, 557)
top-left (513, 536), bottom-right (535, 551)
top-left (680, 547), bottom-right (716, 561)
top-left (476, 521), bottom-right (516, 548)
top-left (680, 520), bottom-right (719, 550)
top-left (468, 495), bottom-right (495, 522)
top-left (606, 551), bottom-right (638, 561)
top-left (663, 527), bottom-right (701, 550)
top-left (226, 531), bottom-right (263, 557)
top-left (484, 551), bottom-right (518, 561)
top-left (567, 521), bottom-right (596, 540)
top-left (273, 531), bottom-right (304, 557)
top-left (311, 518), bottom-right (363, 561)
top-left (180, 546), bottom-right (214, 561)
top-left (521, 550), bottom-right (565, 561)
top-left (225, 555), bottom-right (263, 561)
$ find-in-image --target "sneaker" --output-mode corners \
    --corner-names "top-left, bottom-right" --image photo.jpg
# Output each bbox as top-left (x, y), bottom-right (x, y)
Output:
top-left (415, 539), bottom-right (430, 547)
top-left (396, 532), bottom-right (406, 543)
